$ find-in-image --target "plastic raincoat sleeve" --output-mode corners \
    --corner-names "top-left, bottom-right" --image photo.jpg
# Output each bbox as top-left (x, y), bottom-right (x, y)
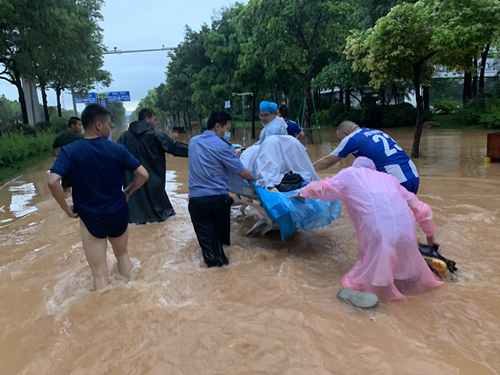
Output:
top-left (398, 184), bottom-right (436, 237)
top-left (299, 177), bottom-right (343, 202)
top-left (156, 132), bottom-right (189, 157)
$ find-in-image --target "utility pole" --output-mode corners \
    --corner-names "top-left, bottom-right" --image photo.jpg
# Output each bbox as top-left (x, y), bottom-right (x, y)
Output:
top-left (232, 92), bottom-right (253, 148)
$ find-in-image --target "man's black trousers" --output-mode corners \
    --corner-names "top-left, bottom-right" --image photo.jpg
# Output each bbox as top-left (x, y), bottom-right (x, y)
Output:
top-left (188, 194), bottom-right (233, 267)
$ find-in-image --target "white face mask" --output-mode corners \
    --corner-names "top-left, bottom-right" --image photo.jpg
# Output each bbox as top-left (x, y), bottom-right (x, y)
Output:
top-left (223, 131), bottom-right (231, 142)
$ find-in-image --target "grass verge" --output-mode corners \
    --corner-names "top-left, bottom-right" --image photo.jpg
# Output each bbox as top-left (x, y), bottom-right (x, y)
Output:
top-left (0, 151), bottom-right (52, 185)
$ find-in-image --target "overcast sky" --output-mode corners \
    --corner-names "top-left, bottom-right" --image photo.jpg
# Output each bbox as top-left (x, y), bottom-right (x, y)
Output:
top-left (0, 0), bottom-right (244, 113)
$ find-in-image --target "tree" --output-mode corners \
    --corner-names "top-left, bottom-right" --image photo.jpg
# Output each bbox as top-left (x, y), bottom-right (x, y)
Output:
top-left (191, 5), bottom-right (243, 115)
top-left (96, 94), bottom-right (126, 129)
top-left (166, 25), bottom-right (211, 126)
top-left (0, 0), bottom-right (110, 123)
top-left (346, 0), bottom-right (500, 158)
top-left (240, 0), bottom-right (350, 129)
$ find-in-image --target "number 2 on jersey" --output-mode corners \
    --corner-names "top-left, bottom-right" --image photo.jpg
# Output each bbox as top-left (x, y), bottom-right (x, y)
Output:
top-left (372, 134), bottom-right (403, 157)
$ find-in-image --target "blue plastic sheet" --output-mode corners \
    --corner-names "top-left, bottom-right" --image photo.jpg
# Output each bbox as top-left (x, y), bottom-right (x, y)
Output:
top-left (255, 184), bottom-right (341, 240)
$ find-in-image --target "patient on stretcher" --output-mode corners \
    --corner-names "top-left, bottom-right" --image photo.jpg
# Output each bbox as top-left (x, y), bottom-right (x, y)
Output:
top-left (240, 135), bottom-right (319, 191)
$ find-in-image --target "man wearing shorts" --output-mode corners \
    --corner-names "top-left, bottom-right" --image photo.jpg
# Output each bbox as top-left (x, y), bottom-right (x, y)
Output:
top-left (48, 104), bottom-right (149, 290)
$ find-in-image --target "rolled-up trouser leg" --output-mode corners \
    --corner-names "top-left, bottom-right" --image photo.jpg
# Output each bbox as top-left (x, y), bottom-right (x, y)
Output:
top-left (188, 195), bottom-right (229, 267)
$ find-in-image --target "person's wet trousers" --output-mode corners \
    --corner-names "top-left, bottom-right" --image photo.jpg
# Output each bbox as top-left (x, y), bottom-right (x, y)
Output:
top-left (188, 194), bottom-right (233, 267)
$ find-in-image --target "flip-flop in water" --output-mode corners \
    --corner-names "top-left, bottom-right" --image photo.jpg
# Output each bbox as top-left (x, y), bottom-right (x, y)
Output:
top-left (337, 288), bottom-right (379, 309)
top-left (418, 243), bottom-right (458, 278)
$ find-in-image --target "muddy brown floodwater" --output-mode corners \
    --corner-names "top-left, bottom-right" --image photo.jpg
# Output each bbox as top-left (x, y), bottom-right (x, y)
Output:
top-left (1, 128), bottom-right (499, 375)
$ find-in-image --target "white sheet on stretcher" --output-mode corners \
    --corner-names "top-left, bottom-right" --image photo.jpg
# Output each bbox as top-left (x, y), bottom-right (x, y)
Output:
top-left (240, 135), bottom-right (320, 188)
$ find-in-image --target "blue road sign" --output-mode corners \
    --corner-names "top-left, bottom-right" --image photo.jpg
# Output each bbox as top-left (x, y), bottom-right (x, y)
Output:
top-left (100, 99), bottom-right (106, 108)
top-left (75, 93), bottom-right (97, 104)
top-left (108, 91), bottom-right (131, 102)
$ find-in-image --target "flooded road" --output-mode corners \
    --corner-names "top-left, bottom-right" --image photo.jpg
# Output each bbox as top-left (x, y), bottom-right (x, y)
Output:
top-left (1, 128), bottom-right (499, 375)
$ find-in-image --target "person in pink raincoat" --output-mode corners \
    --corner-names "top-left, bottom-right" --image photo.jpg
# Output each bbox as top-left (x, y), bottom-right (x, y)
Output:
top-left (291, 156), bottom-right (444, 301)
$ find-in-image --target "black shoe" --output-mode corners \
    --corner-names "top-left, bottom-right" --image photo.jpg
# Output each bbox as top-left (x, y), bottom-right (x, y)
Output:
top-left (418, 243), bottom-right (458, 277)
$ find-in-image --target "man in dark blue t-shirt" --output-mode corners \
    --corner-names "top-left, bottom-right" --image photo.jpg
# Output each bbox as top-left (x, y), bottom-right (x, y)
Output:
top-left (48, 104), bottom-right (149, 290)
top-left (278, 104), bottom-right (305, 140)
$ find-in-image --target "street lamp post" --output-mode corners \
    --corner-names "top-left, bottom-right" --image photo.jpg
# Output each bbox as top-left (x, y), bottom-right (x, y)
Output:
top-left (232, 92), bottom-right (253, 148)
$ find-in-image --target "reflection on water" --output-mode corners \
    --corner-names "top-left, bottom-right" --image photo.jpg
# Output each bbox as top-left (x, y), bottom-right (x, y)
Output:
top-left (9, 182), bottom-right (37, 218)
top-left (0, 127), bottom-right (499, 375)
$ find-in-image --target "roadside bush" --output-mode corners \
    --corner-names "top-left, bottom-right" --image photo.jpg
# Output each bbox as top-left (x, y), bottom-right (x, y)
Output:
top-left (333, 109), bottom-right (363, 127)
top-left (479, 98), bottom-right (500, 128)
top-left (35, 119), bottom-right (67, 133)
top-left (0, 130), bottom-right (55, 167)
top-left (432, 98), bottom-right (460, 114)
top-left (3, 123), bottom-right (37, 136)
top-left (318, 103), bottom-right (346, 125)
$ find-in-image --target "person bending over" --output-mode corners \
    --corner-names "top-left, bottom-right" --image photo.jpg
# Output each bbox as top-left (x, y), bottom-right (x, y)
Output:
top-left (313, 121), bottom-right (420, 194)
top-left (290, 157), bottom-right (443, 302)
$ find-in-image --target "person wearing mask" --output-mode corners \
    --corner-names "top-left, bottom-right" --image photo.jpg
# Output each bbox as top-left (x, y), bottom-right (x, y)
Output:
top-left (188, 111), bottom-right (255, 267)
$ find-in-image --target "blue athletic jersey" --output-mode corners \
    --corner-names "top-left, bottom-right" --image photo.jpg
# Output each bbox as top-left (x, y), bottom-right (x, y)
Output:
top-left (284, 119), bottom-right (302, 136)
top-left (331, 128), bottom-right (418, 183)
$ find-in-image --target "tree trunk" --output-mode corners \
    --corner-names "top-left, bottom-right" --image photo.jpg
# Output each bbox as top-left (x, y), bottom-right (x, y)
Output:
top-left (411, 64), bottom-right (424, 158)
top-left (392, 83), bottom-right (399, 104)
top-left (56, 84), bottom-right (62, 117)
top-left (251, 91), bottom-right (257, 139)
top-left (339, 88), bottom-right (344, 104)
top-left (197, 112), bottom-right (203, 132)
top-left (41, 84), bottom-right (50, 122)
top-left (183, 110), bottom-right (188, 128)
top-left (303, 72), bottom-right (313, 129)
top-left (379, 88), bottom-right (386, 105)
top-left (328, 89), bottom-right (334, 108)
top-left (463, 71), bottom-right (472, 105)
top-left (187, 109), bottom-right (192, 131)
top-left (479, 44), bottom-right (490, 92)
top-left (472, 59), bottom-right (478, 98)
top-left (345, 87), bottom-right (351, 113)
top-left (13, 69), bottom-right (29, 124)
top-left (423, 85), bottom-right (430, 111)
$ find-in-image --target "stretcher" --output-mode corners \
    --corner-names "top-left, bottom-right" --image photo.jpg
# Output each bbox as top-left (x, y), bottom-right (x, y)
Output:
top-left (228, 176), bottom-right (342, 240)
top-left (229, 178), bottom-right (279, 235)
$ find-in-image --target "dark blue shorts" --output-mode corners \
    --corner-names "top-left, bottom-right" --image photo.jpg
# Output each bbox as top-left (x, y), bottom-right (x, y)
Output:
top-left (78, 204), bottom-right (129, 239)
top-left (400, 177), bottom-right (420, 195)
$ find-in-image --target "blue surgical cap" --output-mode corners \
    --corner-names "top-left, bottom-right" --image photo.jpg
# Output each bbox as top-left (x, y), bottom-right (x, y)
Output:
top-left (260, 101), bottom-right (278, 113)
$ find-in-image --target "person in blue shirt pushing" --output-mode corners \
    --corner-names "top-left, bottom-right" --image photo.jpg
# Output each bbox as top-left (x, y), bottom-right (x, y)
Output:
top-left (278, 104), bottom-right (305, 140)
top-left (313, 121), bottom-right (420, 194)
top-left (188, 112), bottom-right (255, 268)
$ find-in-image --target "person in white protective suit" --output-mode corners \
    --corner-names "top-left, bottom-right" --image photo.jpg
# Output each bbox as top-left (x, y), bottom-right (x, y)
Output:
top-left (240, 135), bottom-right (319, 190)
top-left (254, 101), bottom-right (288, 145)
top-left (290, 156), bottom-right (444, 302)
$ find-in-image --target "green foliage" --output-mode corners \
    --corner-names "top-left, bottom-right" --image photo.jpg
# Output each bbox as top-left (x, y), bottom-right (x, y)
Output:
top-left (0, 0), bottom-right (111, 123)
top-left (479, 98), bottom-right (500, 128)
top-left (0, 130), bottom-right (55, 167)
top-left (456, 94), bottom-right (500, 129)
top-left (0, 95), bottom-right (22, 127)
top-left (318, 103), bottom-right (346, 125)
top-left (332, 102), bottom-right (427, 128)
top-left (96, 94), bottom-right (126, 129)
top-left (432, 98), bottom-right (460, 114)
